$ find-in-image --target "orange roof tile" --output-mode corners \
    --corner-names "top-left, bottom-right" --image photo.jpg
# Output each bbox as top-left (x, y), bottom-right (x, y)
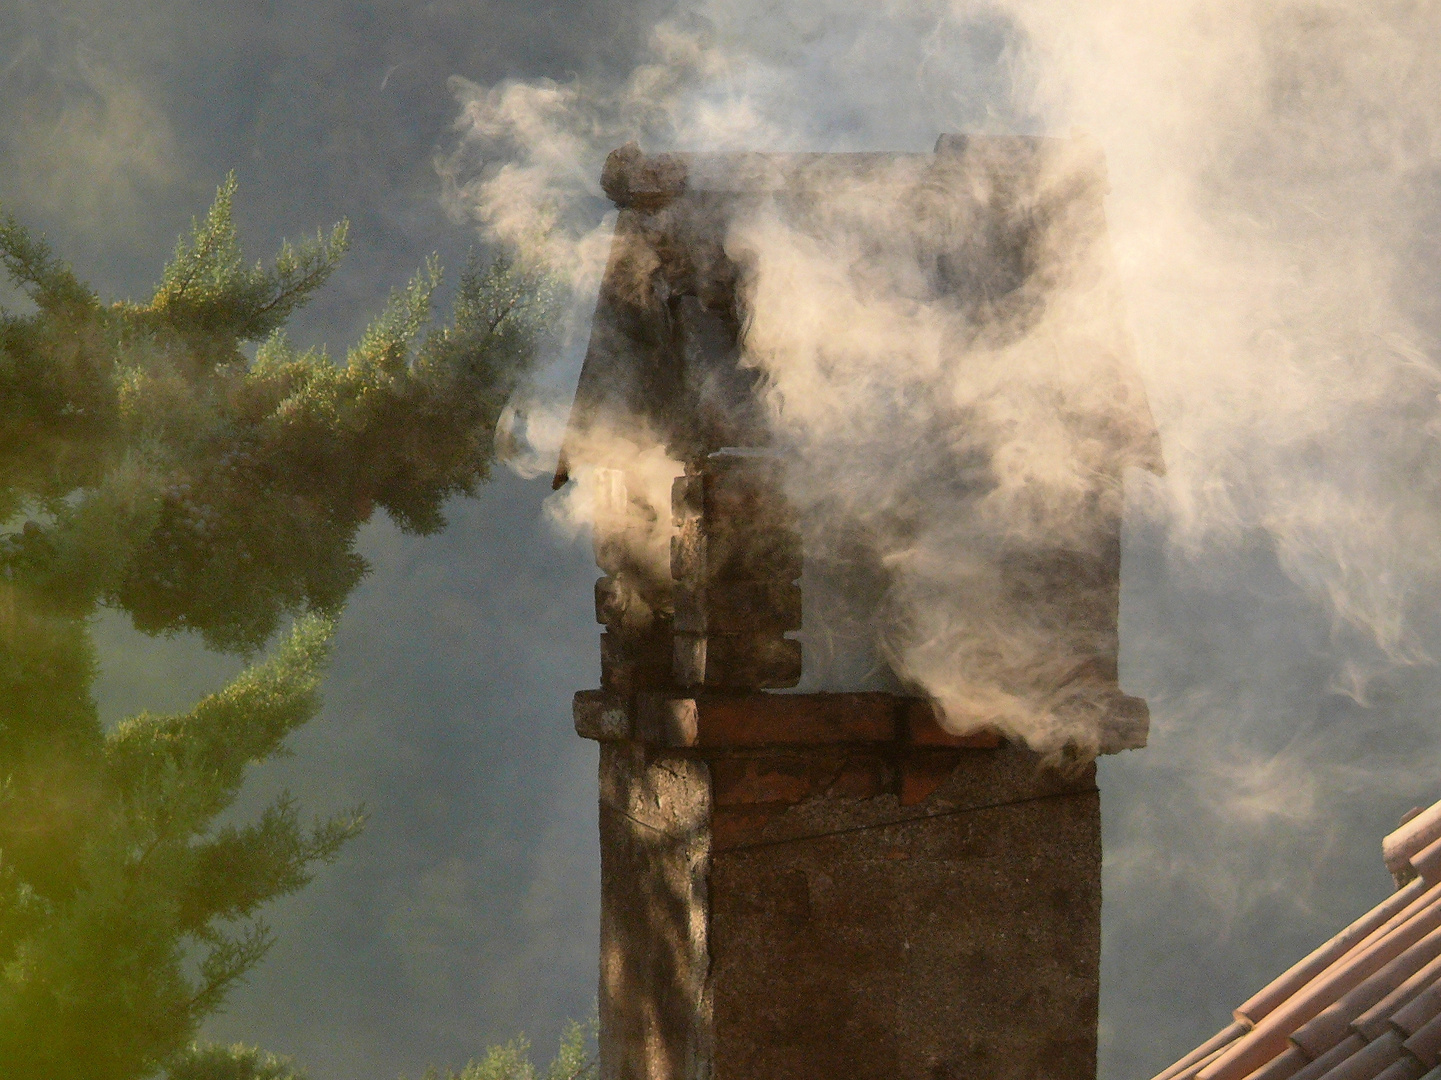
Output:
top-left (1292, 1034), bottom-right (1364, 1080)
top-left (1150, 797), bottom-right (1441, 1080)
top-left (1386, 806), bottom-right (1441, 881)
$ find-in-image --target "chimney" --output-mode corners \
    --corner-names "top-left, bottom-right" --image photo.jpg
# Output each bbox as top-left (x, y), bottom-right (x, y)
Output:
top-left (560, 136), bottom-right (1161, 1080)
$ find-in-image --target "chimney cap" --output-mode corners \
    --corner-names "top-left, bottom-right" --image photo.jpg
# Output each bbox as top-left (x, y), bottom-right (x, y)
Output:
top-left (555, 134), bottom-right (1153, 488)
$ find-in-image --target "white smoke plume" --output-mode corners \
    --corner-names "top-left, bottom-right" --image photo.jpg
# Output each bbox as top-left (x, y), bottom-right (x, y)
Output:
top-left (542, 431), bottom-right (685, 591)
top-left (440, 0), bottom-right (1441, 1069)
top-left (441, 0), bottom-right (1441, 770)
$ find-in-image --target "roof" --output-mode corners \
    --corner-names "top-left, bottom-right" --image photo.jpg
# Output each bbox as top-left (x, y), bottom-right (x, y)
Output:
top-left (1151, 799), bottom-right (1441, 1080)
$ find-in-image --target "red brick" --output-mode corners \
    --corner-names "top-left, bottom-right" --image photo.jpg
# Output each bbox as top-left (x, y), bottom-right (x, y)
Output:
top-left (635, 692), bottom-right (1003, 749)
top-left (712, 807), bottom-right (782, 850)
top-left (694, 692), bottom-right (900, 747)
top-left (900, 752), bottom-right (963, 806)
top-left (903, 698), bottom-right (1002, 748)
top-left (711, 757), bottom-right (816, 807)
top-left (710, 751), bottom-right (891, 807)
top-left (822, 758), bottom-right (889, 799)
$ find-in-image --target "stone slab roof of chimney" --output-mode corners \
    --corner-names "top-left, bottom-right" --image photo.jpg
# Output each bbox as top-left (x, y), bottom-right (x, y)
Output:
top-left (1151, 796), bottom-right (1441, 1080)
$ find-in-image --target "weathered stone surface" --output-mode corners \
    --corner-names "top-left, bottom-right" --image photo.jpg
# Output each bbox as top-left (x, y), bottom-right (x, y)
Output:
top-left (671, 522), bottom-right (803, 584)
top-left (600, 142), bottom-right (688, 208)
top-left (673, 582), bottom-right (802, 635)
top-left (572, 134), bottom-right (1156, 1078)
top-left (699, 635), bottom-right (802, 689)
top-left (575, 690), bottom-right (633, 741)
top-left (700, 521), bottom-right (802, 584)
top-left (635, 695), bottom-right (701, 747)
top-left (598, 743), bottom-right (712, 1080)
top-left (596, 575), bottom-right (663, 634)
top-left (593, 704), bottom-right (1103, 1080)
top-left (699, 457), bottom-right (792, 525)
top-left (671, 634), bottom-right (706, 689)
top-left (1095, 689), bottom-right (1151, 753)
top-left (601, 630), bottom-right (672, 697)
top-left (709, 747), bottom-right (1101, 1080)
top-left (670, 455), bottom-right (802, 691)
top-left (672, 634), bottom-right (802, 690)
top-left (672, 473), bottom-right (704, 525)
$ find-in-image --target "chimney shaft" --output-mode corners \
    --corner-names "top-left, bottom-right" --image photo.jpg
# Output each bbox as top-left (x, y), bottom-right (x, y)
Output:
top-left (565, 137), bottom-right (1156, 1079)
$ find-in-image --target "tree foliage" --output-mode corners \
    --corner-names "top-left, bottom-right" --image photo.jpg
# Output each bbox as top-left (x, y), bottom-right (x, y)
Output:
top-left (414, 1018), bottom-right (597, 1080)
top-left (0, 175), bottom-right (549, 1079)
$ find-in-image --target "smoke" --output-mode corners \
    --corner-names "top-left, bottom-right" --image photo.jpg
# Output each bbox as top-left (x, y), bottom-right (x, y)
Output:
top-left (0, 24), bottom-right (182, 235)
top-left (542, 430), bottom-right (685, 592)
top-left (718, 143), bottom-right (1166, 757)
top-left (439, 1), bottom-right (1441, 760)
top-left (1028, 0), bottom-right (1441, 679)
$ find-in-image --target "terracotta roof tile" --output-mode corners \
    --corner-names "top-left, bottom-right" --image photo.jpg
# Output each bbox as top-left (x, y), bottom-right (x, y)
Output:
top-left (1386, 805), bottom-right (1441, 880)
top-left (1157, 1021), bottom-right (1251, 1080)
top-left (1243, 1044), bottom-right (1307, 1080)
top-left (1310, 1030), bottom-right (1404, 1080)
top-left (1406, 1013), bottom-right (1441, 1069)
top-left (1152, 800), bottom-right (1441, 1080)
top-left (1293, 927), bottom-right (1441, 1056)
top-left (1355, 953), bottom-right (1441, 1041)
top-left (1393, 980), bottom-right (1441, 1036)
top-left (1169, 1041), bottom-right (1244, 1080)
top-left (1199, 888), bottom-right (1441, 1080)
top-left (1372, 1059), bottom-right (1427, 1080)
top-left (1237, 879), bottom-right (1430, 1026)
top-left (1291, 1036), bottom-right (1369, 1080)
top-left (1415, 838), bottom-right (1441, 885)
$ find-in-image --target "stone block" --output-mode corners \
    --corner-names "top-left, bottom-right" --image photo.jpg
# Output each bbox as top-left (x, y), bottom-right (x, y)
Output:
top-left (598, 743), bottom-right (712, 1080)
top-left (670, 521), bottom-right (803, 584)
top-left (673, 582), bottom-right (803, 635)
top-left (601, 630), bottom-right (672, 697)
top-left (574, 690), bottom-right (633, 741)
top-left (635, 695), bottom-right (700, 746)
top-left (596, 575), bottom-right (660, 633)
top-left (699, 458), bottom-right (791, 526)
top-left (672, 633), bottom-right (802, 691)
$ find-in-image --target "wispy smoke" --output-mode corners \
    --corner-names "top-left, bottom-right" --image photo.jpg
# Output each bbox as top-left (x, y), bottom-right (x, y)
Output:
top-left (437, 0), bottom-right (1441, 1070)
top-left (0, 11), bottom-right (183, 234)
top-left (438, 0), bottom-right (1441, 752)
top-left (1033, 1), bottom-right (1441, 679)
top-left (718, 145), bottom-right (1161, 758)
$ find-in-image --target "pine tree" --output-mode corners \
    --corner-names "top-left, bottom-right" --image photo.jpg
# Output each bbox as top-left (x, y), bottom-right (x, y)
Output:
top-left (0, 175), bottom-right (550, 1079)
top-left (410, 1016), bottom-right (597, 1080)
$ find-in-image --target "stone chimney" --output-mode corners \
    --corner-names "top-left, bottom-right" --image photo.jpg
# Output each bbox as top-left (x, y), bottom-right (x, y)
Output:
top-left (558, 135), bottom-right (1161, 1080)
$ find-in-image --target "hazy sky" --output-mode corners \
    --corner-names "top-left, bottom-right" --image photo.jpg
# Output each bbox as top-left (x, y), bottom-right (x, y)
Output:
top-left (3, 2), bottom-right (1440, 1078)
